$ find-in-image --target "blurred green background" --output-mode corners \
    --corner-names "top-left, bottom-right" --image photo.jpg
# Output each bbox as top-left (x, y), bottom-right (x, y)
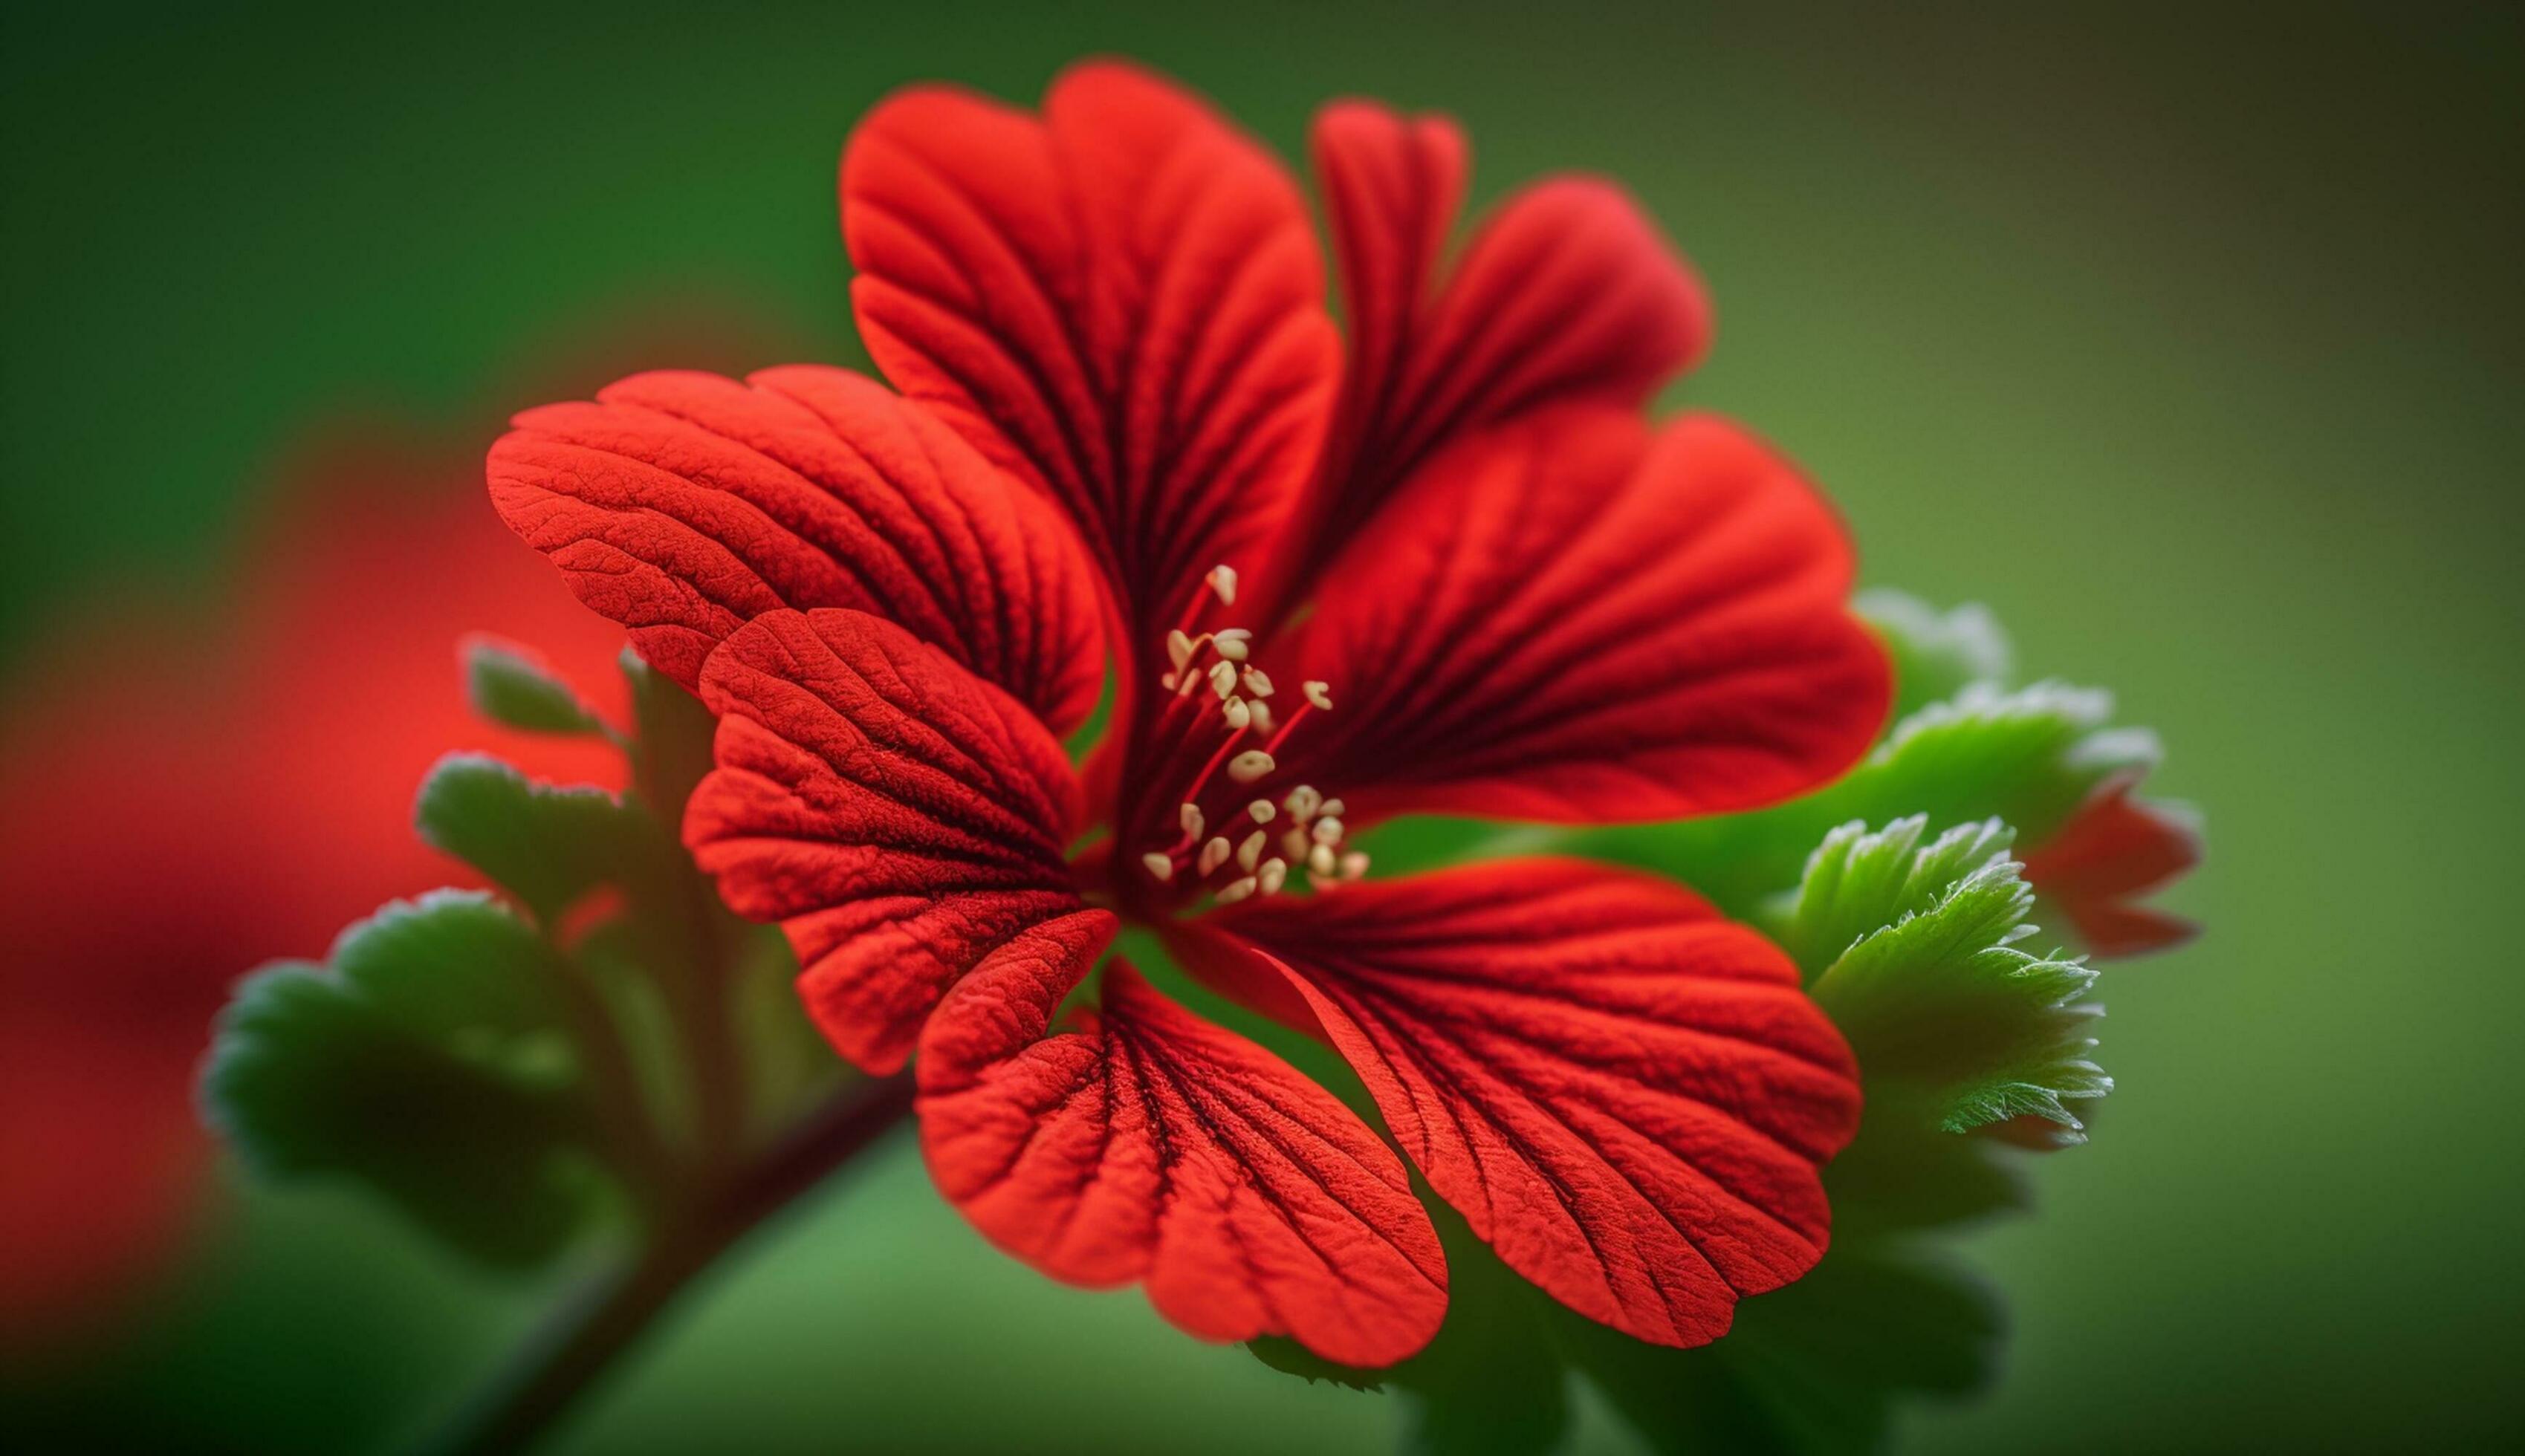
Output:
top-left (4, 1), bottom-right (2518, 1451)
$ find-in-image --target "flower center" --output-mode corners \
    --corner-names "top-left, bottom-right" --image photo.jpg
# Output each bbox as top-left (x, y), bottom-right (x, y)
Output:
top-left (1129, 565), bottom-right (1366, 907)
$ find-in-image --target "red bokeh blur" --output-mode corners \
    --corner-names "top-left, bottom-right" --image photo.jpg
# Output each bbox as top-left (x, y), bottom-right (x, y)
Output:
top-left (0, 432), bottom-right (629, 1353)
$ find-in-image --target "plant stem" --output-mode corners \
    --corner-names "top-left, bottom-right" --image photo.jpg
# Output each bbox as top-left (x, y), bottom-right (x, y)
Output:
top-left (425, 1072), bottom-right (917, 1456)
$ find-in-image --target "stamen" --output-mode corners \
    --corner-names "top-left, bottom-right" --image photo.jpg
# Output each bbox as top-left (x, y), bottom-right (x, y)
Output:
top-left (1206, 564), bottom-right (1238, 605)
top-left (1260, 702), bottom-right (1312, 756)
top-left (1170, 636), bottom-right (1216, 698)
top-left (1137, 611), bottom-right (1366, 900)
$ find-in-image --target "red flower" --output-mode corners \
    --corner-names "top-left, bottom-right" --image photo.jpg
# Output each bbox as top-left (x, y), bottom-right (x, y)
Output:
top-left (489, 62), bottom-right (1888, 1364)
top-left (0, 439), bottom-right (626, 1351)
top-left (2024, 773), bottom-right (2203, 957)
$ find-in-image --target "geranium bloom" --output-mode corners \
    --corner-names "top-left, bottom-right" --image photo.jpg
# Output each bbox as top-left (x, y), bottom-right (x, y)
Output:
top-left (488, 62), bottom-right (1891, 1364)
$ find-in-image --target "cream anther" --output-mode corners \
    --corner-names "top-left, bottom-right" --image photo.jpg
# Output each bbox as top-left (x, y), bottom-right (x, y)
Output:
top-left (1236, 831), bottom-right (1266, 873)
top-left (1222, 696), bottom-right (1251, 731)
top-left (1257, 858), bottom-right (1289, 895)
top-left (1247, 698), bottom-right (1276, 735)
top-left (1167, 629), bottom-right (1196, 670)
top-left (1239, 667), bottom-right (1274, 698)
top-left (1303, 680), bottom-right (1334, 711)
top-left (1227, 750), bottom-right (1277, 784)
top-left (1206, 564), bottom-right (1239, 605)
top-left (1308, 842), bottom-right (1338, 876)
top-left (1284, 784), bottom-right (1323, 820)
top-left (1208, 661), bottom-right (1238, 698)
top-left (1213, 874), bottom-right (1258, 906)
top-left (1311, 816), bottom-right (1345, 846)
top-left (1248, 799), bottom-right (1277, 824)
top-left (1317, 798), bottom-right (1346, 820)
top-left (1179, 802), bottom-right (1205, 839)
top-left (1141, 852), bottom-right (1176, 882)
top-left (1340, 850), bottom-right (1370, 880)
top-left (1199, 836), bottom-right (1233, 875)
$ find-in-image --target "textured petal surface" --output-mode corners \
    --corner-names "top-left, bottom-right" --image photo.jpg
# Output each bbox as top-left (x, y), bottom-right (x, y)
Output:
top-left (684, 608), bottom-right (1086, 1072)
top-left (488, 365), bottom-right (1105, 732)
top-left (1277, 406), bottom-right (1890, 824)
top-left (843, 60), bottom-right (1338, 635)
top-left (1183, 859), bottom-right (1862, 1348)
top-left (1279, 101), bottom-right (1710, 599)
top-left (2023, 773), bottom-right (2203, 957)
top-left (921, 952), bottom-right (1447, 1366)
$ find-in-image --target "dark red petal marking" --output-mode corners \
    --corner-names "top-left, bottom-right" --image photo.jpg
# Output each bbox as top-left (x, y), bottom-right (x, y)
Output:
top-left (487, 365), bottom-right (1105, 732)
top-left (2023, 773), bottom-right (2203, 958)
top-left (1184, 859), bottom-right (1861, 1348)
top-left (920, 952), bottom-right (1447, 1366)
top-left (1279, 101), bottom-right (1711, 601)
top-left (1277, 406), bottom-right (1890, 825)
top-left (843, 60), bottom-right (1339, 637)
top-left (684, 608), bottom-right (1087, 1073)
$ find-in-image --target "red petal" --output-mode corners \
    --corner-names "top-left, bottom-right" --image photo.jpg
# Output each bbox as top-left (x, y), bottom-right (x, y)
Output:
top-left (921, 951), bottom-right (1447, 1366)
top-left (2022, 773), bottom-right (2203, 958)
top-left (1180, 859), bottom-right (1861, 1347)
top-left (843, 61), bottom-right (1338, 635)
top-left (684, 608), bottom-right (1087, 1072)
top-left (1276, 406), bottom-right (1890, 824)
top-left (1279, 102), bottom-right (1711, 601)
top-left (489, 365), bottom-right (1105, 732)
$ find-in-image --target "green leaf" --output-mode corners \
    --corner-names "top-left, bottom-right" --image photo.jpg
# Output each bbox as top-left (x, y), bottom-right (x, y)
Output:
top-left (413, 753), bottom-right (654, 923)
top-left (1855, 588), bottom-right (2012, 721)
top-left (623, 647), bottom-right (720, 819)
top-left (462, 633), bottom-right (610, 736)
top-left (201, 891), bottom-right (611, 1267)
top-left (1809, 842), bottom-right (2108, 1142)
top-left (1245, 1338), bottom-right (1389, 1394)
top-left (1572, 680), bottom-right (2159, 921)
top-left (1563, 1241), bottom-right (2003, 1456)
top-left (1779, 815), bottom-right (2016, 975)
top-left (1387, 1210), bottom-right (1575, 1456)
top-left (1823, 1096), bottom-right (2030, 1237)
top-left (1248, 1205), bottom-right (2002, 1456)
top-left (1855, 683), bottom-right (2157, 845)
